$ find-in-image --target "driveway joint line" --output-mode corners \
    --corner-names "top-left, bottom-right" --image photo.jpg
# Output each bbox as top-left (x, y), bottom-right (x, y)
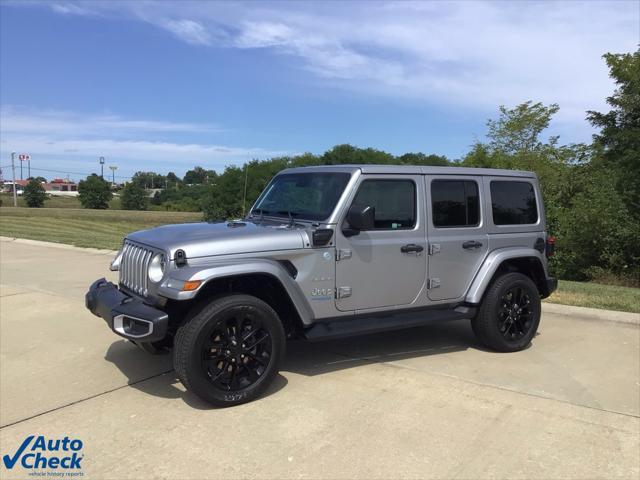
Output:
top-left (328, 349), bottom-right (640, 420)
top-left (0, 369), bottom-right (174, 430)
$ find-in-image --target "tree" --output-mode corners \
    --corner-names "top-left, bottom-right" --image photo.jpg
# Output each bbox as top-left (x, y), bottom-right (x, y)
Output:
top-left (132, 171), bottom-right (166, 189)
top-left (24, 178), bottom-right (46, 208)
top-left (120, 182), bottom-right (149, 210)
top-left (587, 49), bottom-right (640, 220)
top-left (78, 174), bottom-right (112, 209)
top-left (397, 152), bottom-right (449, 166)
top-left (184, 166), bottom-right (216, 185)
top-left (28, 176), bottom-right (47, 183)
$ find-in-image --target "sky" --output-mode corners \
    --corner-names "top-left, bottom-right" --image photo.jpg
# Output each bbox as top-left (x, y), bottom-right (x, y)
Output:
top-left (0, 0), bottom-right (638, 182)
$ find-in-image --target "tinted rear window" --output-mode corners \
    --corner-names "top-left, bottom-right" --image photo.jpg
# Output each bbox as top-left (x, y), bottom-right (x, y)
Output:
top-left (490, 181), bottom-right (538, 225)
top-left (431, 180), bottom-right (480, 227)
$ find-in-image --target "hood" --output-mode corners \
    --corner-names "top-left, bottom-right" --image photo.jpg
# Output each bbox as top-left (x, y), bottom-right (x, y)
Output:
top-left (126, 221), bottom-right (306, 259)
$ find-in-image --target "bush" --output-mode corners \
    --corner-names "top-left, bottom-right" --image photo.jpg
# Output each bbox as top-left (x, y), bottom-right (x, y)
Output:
top-left (120, 182), bottom-right (148, 210)
top-left (24, 179), bottom-right (46, 208)
top-left (78, 174), bottom-right (112, 209)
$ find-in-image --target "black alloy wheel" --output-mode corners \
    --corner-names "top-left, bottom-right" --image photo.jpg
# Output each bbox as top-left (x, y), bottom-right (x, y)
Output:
top-left (174, 294), bottom-right (285, 407)
top-left (471, 272), bottom-right (541, 352)
top-left (497, 286), bottom-right (534, 341)
top-left (202, 315), bottom-right (272, 391)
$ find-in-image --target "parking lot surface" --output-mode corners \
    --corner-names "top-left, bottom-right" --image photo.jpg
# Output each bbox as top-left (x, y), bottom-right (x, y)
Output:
top-left (1, 239), bottom-right (638, 479)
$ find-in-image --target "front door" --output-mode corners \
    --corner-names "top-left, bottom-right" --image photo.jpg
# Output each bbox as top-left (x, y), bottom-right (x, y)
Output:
top-left (426, 175), bottom-right (489, 301)
top-left (335, 175), bottom-right (427, 312)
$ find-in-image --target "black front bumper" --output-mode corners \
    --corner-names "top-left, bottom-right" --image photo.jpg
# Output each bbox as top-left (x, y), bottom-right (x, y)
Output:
top-left (85, 278), bottom-right (168, 342)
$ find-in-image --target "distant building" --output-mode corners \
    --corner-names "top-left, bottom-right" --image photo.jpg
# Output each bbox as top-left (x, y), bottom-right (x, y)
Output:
top-left (1, 178), bottom-right (79, 196)
top-left (44, 178), bottom-right (78, 196)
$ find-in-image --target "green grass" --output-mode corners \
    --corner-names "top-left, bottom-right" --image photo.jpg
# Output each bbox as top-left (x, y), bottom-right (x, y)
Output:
top-left (0, 193), bottom-right (122, 209)
top-left (1, 206), bottom-right (638, 313)
top-left (0, 207), bottom-right (202, 250)
top-left (545, 280), bottom-right (639, 314)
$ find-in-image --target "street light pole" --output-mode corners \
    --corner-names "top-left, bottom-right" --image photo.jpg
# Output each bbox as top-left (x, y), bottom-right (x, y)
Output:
top-left (99, 156), bottom-right (105, 179)
top-left (11, 151), bottom-right (17, 207)
top-left (109, 166), bottom-right (117, 187)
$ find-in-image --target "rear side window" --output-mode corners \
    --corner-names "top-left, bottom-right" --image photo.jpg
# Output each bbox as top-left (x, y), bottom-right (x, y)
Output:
top-left (431, 180), bottom-right (480, 228)
top-left (351, 179), bottom-right (416, 230)
top-left (490, 181), bottom-right (538, 225)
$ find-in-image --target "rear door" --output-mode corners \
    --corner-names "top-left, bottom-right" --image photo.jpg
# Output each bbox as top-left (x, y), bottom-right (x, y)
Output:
top-left (426, 175), bottom-right (489, 301)
top-left (334, 175), bottom-right (427, 311)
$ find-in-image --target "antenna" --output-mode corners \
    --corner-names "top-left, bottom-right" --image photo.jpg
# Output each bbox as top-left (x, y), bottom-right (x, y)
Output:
top-left (242, 161), bottom-right (249, 217)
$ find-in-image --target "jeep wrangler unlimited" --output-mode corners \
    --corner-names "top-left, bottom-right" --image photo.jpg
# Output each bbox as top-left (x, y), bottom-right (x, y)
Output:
top-left (86, 165), bottom-right (557, 406)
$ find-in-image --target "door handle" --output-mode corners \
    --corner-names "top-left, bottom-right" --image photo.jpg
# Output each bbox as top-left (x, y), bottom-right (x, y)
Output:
top-left (462, 240), bottom-right (483, 249)
top-left (401, 244), bottom-right (424, 253)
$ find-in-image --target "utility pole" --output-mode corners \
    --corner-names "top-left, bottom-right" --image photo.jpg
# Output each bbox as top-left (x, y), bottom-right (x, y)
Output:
top-left (109, 166), bottom-right (117, 187)
top-left (27, 156), bottom-right (31, 179)
top-left (99, 157), bottom-right (105, 179)
top-left (11, 151), bottom-right (17, 207)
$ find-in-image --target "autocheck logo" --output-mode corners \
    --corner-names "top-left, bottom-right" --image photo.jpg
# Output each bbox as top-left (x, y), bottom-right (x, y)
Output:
top-left (2, 435), bottom-right (84, 473)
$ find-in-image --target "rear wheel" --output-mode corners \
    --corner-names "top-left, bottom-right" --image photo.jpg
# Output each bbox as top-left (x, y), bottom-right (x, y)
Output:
top-left (472, 272), bottom-right (541, 352)
top-left (173, 294), bottom-right (285, 406)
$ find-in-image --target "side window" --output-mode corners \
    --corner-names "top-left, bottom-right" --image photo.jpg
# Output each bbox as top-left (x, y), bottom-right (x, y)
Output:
top-left (351, 179), bottom-right (416, 230)
top-left (490, 181), bottom-right (538, 225)
top-left (431, 180), bottom-right (480, 228)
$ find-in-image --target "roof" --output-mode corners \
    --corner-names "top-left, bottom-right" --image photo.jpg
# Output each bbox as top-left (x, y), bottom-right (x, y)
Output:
top-left (279, 164), bottom-right (536, 178)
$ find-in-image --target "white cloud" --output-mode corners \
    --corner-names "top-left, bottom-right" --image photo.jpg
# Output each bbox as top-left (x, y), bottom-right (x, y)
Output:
top-left (0, 108), bottom-right (289, 178)
top-left (13, 1), bottom-right (640, 142)
top-left (36, 2), bottom-right (639, 115)
top-left (0, 106), bottom-right (222, 136)
top-left (160, 19), bottom-right (212, 46)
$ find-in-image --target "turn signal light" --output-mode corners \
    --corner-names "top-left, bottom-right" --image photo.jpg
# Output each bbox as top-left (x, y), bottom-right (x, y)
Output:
top-left (182, 280), bottom-right (202, 291)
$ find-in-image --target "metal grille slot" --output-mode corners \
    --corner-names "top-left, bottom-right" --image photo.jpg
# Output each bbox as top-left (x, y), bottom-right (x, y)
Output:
top-left (119, 241), bottom-right (155, 296)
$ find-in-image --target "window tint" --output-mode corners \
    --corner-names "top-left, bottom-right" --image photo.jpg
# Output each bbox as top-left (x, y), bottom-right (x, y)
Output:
top-left (431, 180), bottom-right (480, 228)
top-left (351, 179), bottom-right (416, 230)
top-left (490, 181), bottom-right (538, 225)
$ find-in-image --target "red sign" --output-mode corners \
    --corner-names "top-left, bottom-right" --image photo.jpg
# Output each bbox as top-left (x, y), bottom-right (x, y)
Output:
top-left (19, 154), bottom-right (31, 161)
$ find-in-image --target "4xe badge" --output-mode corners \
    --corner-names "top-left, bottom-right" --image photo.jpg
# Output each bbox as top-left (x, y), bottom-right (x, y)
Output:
top-left (2, 435), bottom-right (84, 472)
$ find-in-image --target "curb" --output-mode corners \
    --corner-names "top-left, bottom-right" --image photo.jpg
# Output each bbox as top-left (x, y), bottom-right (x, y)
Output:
top-left (542, 302), bottom-right (639, 326)
top-left (0, 236), bottom-right (118, 255)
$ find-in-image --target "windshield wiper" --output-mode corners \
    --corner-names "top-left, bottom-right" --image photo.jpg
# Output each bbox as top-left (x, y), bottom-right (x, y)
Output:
top-left (276, 210), bottom-right (299, 227)
top-left (250, 208), bottom-right (270, 222)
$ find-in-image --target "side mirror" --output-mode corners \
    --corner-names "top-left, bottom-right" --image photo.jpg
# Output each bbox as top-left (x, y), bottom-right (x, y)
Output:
top-left (343, 205), bottom-right (375, 237)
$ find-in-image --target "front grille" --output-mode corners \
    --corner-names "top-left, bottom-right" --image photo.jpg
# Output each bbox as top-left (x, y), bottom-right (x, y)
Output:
top-left (119, 241), bottom-right (155, 296)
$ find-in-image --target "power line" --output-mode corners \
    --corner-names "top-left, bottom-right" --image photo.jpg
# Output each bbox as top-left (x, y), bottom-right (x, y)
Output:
top-left (25, 166), bottom-right (133, 180)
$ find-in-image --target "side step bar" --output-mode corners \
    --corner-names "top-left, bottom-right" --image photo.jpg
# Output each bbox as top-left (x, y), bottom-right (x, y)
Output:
top-left (303, 306), bottom-right (476, 342)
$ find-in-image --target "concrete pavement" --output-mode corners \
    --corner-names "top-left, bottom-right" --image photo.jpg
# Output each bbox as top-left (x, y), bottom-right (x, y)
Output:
top-left (1, 240), bottom-right (638, 479)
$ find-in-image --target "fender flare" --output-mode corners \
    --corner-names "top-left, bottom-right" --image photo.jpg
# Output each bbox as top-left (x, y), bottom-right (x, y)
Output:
top-left (158, 258), bottom-right (315, 325)
top-left (465, 248), bottom-right (547, 304)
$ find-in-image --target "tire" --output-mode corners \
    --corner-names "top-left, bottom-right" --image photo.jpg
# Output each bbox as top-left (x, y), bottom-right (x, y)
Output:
top-left (472, 272), bottom-right (541, 352)
top-left (173, 294), bottom-right (285, 407)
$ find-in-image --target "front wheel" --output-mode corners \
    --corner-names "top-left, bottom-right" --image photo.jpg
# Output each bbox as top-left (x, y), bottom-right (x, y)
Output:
top-left (472, 272), bottom-right (541, 352)
top-left (173, 294), bottom-right (285, 407)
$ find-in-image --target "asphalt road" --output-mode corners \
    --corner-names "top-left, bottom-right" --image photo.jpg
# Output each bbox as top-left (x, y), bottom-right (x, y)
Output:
top-left (1, 239), bottom-right (638, 479)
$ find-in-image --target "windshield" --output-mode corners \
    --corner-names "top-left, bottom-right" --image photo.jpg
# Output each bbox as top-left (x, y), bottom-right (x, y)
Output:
top-left (251, 172), bottom-right (351, 221)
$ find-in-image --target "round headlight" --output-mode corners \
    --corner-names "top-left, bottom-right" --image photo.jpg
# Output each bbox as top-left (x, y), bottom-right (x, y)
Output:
top-left (148, 253), bottom-right (166, 283)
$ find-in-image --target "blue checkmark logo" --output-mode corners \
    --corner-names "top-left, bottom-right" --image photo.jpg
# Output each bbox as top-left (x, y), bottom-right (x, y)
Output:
top-left (2, 435), bottom-right (34, 469)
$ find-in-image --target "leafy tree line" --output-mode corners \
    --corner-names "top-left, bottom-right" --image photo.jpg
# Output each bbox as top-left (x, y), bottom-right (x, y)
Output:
top-left (67, 49), bottom-right (638, 285)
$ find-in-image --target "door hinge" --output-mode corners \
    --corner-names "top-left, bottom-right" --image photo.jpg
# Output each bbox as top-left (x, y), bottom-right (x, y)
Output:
top-left (336, 286), bottom-right (352, 299)
top-left (428, 278), bottom-right (441, 289)
top-left (428, 243), bottom-right (441, 255)
top-left (337, 249), bottom-right (352, 261)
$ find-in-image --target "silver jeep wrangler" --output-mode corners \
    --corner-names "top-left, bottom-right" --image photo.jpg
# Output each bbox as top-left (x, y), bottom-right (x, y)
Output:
top-left (86, 165), bottom-right (557, 406)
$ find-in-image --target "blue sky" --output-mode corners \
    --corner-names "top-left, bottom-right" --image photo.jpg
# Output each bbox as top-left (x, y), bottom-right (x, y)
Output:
top-left (1, 1), bottom-right (638, 181)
